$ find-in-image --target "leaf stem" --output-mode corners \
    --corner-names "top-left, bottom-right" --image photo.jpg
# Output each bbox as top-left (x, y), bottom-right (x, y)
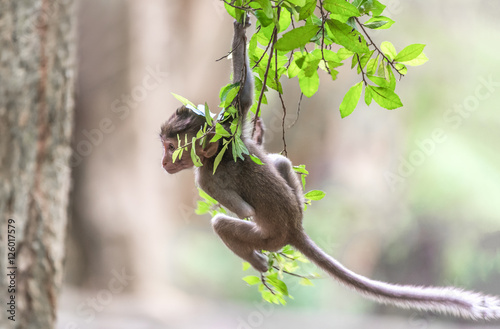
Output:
top-left (355, 17), bottom-right (404, 78)
top-left (260, 273), bottom-right (276, 295)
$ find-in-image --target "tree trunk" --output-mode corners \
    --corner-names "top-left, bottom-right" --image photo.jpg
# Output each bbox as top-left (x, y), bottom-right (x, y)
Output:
top-left (0, 1), bottom-right (76, 328)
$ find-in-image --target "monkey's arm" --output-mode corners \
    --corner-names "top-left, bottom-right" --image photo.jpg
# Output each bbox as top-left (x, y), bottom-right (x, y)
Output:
top-left (204, 184), bottom-right (255, 219)
top-left (232, 17), bottom-right (254, 116)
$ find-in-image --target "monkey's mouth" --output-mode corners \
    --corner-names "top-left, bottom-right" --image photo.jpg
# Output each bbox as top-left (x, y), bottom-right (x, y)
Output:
top-left (164, 166), bottom-right (180, 174)
top-left (163, 162), bottom-right (186, 174)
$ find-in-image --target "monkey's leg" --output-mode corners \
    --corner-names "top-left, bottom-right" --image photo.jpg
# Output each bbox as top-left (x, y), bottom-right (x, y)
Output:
top-left (267, 154), bottom-right (304, 203)
top-left (212, 214), bottom-right (269, 272)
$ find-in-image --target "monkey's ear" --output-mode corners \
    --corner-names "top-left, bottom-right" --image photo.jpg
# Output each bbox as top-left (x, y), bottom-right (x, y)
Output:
top-left (201, 140), bottom-right (218, 158)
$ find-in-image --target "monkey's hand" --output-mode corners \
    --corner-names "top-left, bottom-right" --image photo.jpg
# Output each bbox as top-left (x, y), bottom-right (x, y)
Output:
top-left (234, 13), bottom-right (251, 32)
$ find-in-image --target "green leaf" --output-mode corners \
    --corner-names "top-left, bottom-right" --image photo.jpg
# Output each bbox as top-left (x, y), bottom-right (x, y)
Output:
top-left (370, 86), bottom-right (403, 110)
top-left (337, 48), bottom-right (354, 60)
top-left (339, 82), bottom-right (362, 118)
top-left (255, 10), bottom-right (273, 27)
top-left (298, 70), bottom-right (319, 97)
top-left (172, 148), bottom-right (181, 163)
top-left (255, 0), bottom-right (273, 19)
top-left (278, 7), bottom-right (292, 32)
top-left (364, 84), bottom-right (373, 105)
top-left (231, 138), bottom-right (238, 162)
top-left (355, 50), bottom-right (374, 73)
top-left (395, 63), bottom-right (407, 75)
top-left (323, 0), bottom-right (360, 18)
top-left (387, 67), bottom-right (397, 90)
top-left (287, 0), bottom-right (306, 6)
top-left (366, 56), bottom-right (379, 75)
top-left (299, 278), bottom-right (314, 286)
top-left (232, 135), bottom-right (249, 162)
top-left (380, 41), bottom-right (397, 60)
top-left (198, 187), bottom-right (218, 204)
top-left (204, 102), bottom-right (213, 126)
top-left (230, 118), bottom-right (238, 135)
top-left (364, 16), bottom-right (395, 29)
top-left (220, 87), bottom-right (240, 108)
top-left (219, 83), bottom-right (240, 106)
top-left (304, 190), bottom-right (326, 201)
top-left (195, 200), bottom-right (210, 215)
top-left (250, 154), bottom-right (264, 165)
top-left (352, 0), bottom-right (368, 7)
top-left (171, 93), bottom-right (196, 108)
top-left (215, 123), bottom-right (231, 138)
top-left (242, 262), bottom-right (251, 271)
top-left (190, 137), bottom-right (203, 167)
top-left (302, 57), bottom-right (320, 77)
top-left (275, 25), bottom-right (320, 51)
top-left (288, 59), bottom-right (301, 78)
top-left (354, 0), bottom-right (385, 15)
top-left (394, 44), bottom-right (425, 62)
top-left (281, 245), bottom-right (294, 255)
top-left (262, 290), bottom-right (281, 304)
top-left (243, 275), bottom-right (262, 285)
top-left (383, 62), bottom-right (391, 81)
top-left (293, 165), bottom-right (309, 175)
top-left (213, 142), bottom-right (229, 174)
top-left (299, 0), bottom-right (317, 20)
top-left (368, 0), bottom-right (386, 15)
top-left (224, 0), bottom-right (243, 20)
top-left (399, 51), bottom-right (429, 66)
top-left (267, 276), bottom-right (289, 296)
top-left (325, 19), bottom-right (369, 53)
top-left (237, 136), bottom-right (249, 155)
top-left (367, 75), bottom-right (390, 88)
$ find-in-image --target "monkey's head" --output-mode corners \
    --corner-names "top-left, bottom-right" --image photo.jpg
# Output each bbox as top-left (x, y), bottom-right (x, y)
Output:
top-left (160, 106), bottom-right (218, 174)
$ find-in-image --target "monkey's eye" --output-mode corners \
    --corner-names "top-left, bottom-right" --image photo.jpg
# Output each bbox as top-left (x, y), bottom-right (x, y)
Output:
top-left (168, 144), bottom-right (175, 152)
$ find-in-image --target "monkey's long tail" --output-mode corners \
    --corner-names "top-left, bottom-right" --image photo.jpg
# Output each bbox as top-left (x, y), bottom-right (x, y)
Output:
top-left (292, 233), bottom-right (500, 320)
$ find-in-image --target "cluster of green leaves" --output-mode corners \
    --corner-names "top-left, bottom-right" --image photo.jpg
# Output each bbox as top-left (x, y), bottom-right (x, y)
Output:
top-left (225, 0), bottom-right (427, 118)
top-left (171, 84), bottom-right (258, 173)
top-left (241, 245), bottom-right (314, 305)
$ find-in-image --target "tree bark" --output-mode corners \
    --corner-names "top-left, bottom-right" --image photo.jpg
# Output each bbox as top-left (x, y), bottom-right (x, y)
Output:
top-left (0, 1), bottom-right (76, 328)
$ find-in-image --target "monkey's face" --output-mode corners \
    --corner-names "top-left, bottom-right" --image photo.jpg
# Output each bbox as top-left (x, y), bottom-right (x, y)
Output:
top-left (161, 137), bottom-right (194, 174)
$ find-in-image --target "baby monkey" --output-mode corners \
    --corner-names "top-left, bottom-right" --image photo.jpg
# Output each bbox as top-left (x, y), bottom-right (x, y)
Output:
top-left (160, 17), bottom-right (500, 320)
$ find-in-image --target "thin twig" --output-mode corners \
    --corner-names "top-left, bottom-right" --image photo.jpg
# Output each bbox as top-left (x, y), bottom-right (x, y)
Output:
top-left (288, 92), bottom-right (303, 128)
top-left (278, 252), bottom-right (295, 260)
top-left (222, 0), bottom-right (252, 11)
top-left (275, 47), bottom-right (288, 156)
top-left (356, 54), bottom-right (368, 85)
top-left (355, 17), bottom-right (404, 78)
top-left (260, 273), bottom-right (276, 295)
top-left (252, 37), bottom-right (272, 69)
top-left (272, 266), bottom-right (306, 279)
top-left (252, 26), bottom-right (277, 137)
top-left (318, 0), bottom-right (331, 75)
top-left (216, 49), bottom-right (234, 62)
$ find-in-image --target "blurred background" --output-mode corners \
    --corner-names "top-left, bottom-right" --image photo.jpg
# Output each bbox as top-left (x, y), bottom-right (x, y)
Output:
top-left (57, 0), bottom-right (500, 328)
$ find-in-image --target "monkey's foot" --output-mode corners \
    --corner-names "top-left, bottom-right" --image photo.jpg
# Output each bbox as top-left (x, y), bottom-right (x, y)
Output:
top-left (249, 251), bottom-right (268, 273)
top-left (234, 13), bottom-right (251, 30)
